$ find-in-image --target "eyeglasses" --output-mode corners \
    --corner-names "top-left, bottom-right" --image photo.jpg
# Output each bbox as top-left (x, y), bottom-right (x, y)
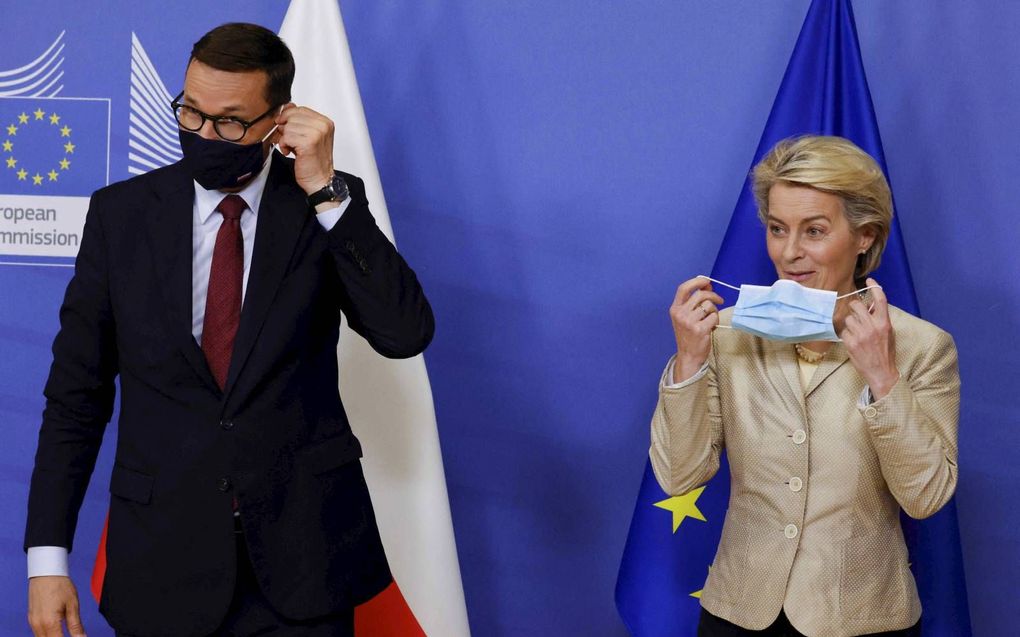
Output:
top-left (170, 91), bottom-right (278, 142)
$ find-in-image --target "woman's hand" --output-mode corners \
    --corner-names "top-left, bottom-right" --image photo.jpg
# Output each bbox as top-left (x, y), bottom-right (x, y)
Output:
top-left (670, 276), bottom-right (724, 383)
top-left (841, 277), bottom-right (900, 399)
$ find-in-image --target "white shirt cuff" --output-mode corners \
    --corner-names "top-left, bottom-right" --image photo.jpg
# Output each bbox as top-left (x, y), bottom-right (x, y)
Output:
top-left (315, 197), bottom-right (352, 231)
top-left (27, 546), bottom-right (69, 578)
top-left (857, 385), bottom-right (873, 407)
top-left (662, 358), bottom-right (710, 389)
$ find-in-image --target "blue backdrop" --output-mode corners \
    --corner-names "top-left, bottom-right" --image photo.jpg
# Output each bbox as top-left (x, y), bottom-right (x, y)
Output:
top-left (1, 2), bottom-right (1016, 636)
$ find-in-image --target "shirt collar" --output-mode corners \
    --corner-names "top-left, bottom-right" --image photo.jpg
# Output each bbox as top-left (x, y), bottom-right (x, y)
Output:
top-left (193, 152), bottom-right (274, 224)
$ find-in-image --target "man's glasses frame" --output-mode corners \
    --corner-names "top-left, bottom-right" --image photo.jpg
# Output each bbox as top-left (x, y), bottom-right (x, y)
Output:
top-left (170, 91), bottom-right (278, 142)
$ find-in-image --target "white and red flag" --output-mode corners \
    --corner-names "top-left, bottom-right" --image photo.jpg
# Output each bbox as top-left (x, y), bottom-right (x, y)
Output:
top-left (279, 2), bottom-right (470, 636)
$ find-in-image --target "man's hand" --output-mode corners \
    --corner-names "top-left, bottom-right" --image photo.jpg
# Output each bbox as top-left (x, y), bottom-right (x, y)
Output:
top-left (28, 576), bottom-right (86, 637)
top-left (273, 103), bottom-right (336, 197)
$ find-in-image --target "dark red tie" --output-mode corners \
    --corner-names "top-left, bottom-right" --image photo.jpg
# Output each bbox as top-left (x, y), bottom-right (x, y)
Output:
top-left (202, 194), bottom-right (246, 390)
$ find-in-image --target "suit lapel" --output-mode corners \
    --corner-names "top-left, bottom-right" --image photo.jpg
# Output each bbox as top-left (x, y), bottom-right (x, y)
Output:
top-left (766, 339), bottom-right (806, 410)
top-left (145, 164), bottom-right (220, 391)
top-left (804, 342), bottom-right (850, 397)
top-left (223, 154), bottom-right (308, 399)
top-left (765, 338), bottom-right (852, 402)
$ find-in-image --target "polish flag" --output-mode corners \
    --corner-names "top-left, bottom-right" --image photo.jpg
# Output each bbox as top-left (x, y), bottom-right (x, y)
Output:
top-left (279, 2), bottom-right (470, 636)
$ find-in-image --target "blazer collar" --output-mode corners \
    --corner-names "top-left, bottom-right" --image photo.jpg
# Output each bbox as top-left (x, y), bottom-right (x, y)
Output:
top-left (143, 154), bottom-right (308, 401)
top-left (804, 341), bottom-right (850, 397)
top-left (222, 151), bottom-right (308, 402)
top-left (766, 338), bottom-right (851, 404)
top-left (144, 161), bottom-right (219, 391)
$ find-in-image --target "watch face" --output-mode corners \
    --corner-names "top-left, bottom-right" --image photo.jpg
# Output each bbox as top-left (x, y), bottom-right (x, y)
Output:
top-left (309, 175), bottom-right (347, 206)
top-left (331, 175), bottom-right (348, 200)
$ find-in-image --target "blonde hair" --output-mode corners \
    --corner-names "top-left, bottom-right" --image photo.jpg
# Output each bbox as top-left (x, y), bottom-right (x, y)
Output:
top-left (752, 135), bottom-right (893, 278)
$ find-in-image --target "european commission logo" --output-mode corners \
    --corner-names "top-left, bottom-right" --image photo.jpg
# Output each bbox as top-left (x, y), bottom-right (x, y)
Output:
top-left (0, 31), bottom-right (110, 263)
top-left (1, 98), bottom-right (109, 196)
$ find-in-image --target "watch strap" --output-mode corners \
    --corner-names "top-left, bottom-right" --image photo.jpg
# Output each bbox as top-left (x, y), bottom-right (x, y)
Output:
top-left (307, 175), bottom-right (348, 207)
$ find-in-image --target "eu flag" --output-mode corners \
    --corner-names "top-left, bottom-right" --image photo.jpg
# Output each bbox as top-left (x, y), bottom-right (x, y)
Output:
top-left (615, 1), bottom-right (972, 635)
top-left (0, 96), bottom-right (109, 197)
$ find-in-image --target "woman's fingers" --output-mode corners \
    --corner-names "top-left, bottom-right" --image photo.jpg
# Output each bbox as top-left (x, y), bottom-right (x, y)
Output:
top-left (674, 276), bottom-right (715, 307)
top-left (847, 299), bottom-right (873, 323)
top-left (671, 276), bottom-right (724, 371)
top-left (686, 290), bottom-right (725, 315)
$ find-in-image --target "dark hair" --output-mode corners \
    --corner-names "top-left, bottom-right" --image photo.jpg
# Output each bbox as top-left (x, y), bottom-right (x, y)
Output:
top-left (190, 23), bottom-right (295, 107)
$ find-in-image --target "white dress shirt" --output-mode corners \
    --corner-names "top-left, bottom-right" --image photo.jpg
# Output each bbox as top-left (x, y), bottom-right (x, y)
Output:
top-left (28, 154), bottom-right (350, 578)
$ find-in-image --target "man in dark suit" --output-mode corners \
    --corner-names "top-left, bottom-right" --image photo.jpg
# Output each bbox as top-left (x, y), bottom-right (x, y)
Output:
top-left (25, 23), bottom-right (433, 637)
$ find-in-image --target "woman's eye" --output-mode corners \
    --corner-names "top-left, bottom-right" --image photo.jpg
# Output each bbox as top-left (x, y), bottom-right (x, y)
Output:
top-left (807, 226), bottom-right (825, 237)
top-left (769, 225), bottom-right (785, 235)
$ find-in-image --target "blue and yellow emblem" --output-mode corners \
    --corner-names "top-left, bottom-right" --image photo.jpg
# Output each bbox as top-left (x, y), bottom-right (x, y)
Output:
top-left (0, 97), bottom-right (108, 196)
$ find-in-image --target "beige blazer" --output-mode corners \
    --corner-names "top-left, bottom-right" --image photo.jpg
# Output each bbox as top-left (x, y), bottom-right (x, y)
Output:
top-left (650, 305), bottom-right (959, 637)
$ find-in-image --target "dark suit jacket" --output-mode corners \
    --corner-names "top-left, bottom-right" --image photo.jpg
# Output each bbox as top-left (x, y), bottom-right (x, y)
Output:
top-left (24, 151), bottom-right (434, 637)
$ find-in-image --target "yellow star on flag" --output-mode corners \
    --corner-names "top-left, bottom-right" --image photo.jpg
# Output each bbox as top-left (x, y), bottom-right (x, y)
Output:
top-left (49, 113), bottom-right (61, 125)
top-left (18, 112), bottom-right (29, 124)
top-left (2, 140), bottom-right (12, 152)
top-left (653, 486), bottom-right (707, 533)
top-left (33, 108), bottom-right (45, 120)
top-left (5, 157), bottom-right (15, 168)
top-left (64, 142), bottom-right (75, 153)
top-left (60, 125), bottom-right (71, 137)
top-left (59, 158), bottom-right (70, 170)
top-left (32, 173), bottom-right (43, 185)
top-left (17, 168), bottom-right (28, 180)
top-left (6, 124), bottom-right (16, 135)
top-left (48, 169), bottom-right (59, 181)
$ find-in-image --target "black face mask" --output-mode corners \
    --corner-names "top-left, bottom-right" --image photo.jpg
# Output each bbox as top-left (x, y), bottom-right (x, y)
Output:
top-left (178, 130), bottom-right (268, 191)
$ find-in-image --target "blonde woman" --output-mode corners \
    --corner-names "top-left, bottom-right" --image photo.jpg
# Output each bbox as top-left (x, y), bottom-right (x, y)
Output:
top-left (654, 136), bottom-right (958, 637)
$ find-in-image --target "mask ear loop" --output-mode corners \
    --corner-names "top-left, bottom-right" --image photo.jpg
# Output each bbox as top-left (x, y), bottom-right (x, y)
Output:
top-left (259, 106), bottom-right (286, 144)
top-left (260, 124), bottom-right (279, 143)
top-left (836, 285), bottom-right (881, 312)
top-left (696, 275), bottom-right (739, 329)
top-left (696, 274), bottom-right (741, 292)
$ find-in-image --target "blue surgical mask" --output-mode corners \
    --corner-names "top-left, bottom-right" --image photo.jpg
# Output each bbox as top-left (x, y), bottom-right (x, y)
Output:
top-left (700, 276), bottom-right (877, 343)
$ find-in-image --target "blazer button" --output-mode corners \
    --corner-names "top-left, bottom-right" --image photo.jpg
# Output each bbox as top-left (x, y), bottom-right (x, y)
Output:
top-left (217, 477), bottom-right (232, 492)
top-left (788, 477), bottom-right (803, 492)
top-left (784, 524), bottom-right (799, 539)
top-left (220, 419), bottom-right (234, 431)
top-left (864, 406), bottom-right (878, 419)
top-left (792, 429), bottom-right (807, 445)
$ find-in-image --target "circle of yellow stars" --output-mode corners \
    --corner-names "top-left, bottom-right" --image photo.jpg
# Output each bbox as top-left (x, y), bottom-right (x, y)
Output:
top-left (2, 107), bottom-right (75, 186)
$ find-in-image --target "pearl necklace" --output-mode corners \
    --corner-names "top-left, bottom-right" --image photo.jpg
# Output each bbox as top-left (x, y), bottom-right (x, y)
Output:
top-left (794, 343), bottom-right (826, 364)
